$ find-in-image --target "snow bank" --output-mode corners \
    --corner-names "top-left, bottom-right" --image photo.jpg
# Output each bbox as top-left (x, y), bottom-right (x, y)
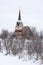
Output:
top-left (0, 52), bottom-right (41, 65)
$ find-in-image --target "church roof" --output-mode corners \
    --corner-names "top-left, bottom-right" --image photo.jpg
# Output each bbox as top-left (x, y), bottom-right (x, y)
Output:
top-left (23, 26), bottom-right (33, 37)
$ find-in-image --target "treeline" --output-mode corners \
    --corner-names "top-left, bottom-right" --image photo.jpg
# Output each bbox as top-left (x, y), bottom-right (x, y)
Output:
top-left (0, 27), bottom-right (43, 63)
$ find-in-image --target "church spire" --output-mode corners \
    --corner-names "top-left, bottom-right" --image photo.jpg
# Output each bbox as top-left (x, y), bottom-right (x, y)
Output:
top-left (18, 10), bottom-right (21, 20)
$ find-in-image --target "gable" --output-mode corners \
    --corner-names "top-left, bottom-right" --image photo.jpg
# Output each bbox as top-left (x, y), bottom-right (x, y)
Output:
top-left (23, 27), bottom-right (33, 39)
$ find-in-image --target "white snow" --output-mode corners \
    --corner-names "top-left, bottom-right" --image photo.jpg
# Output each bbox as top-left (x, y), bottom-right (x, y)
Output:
top-left (0, 52), bottom-right (41, 65)
top-left (0, 39), bottom-right (42, 65)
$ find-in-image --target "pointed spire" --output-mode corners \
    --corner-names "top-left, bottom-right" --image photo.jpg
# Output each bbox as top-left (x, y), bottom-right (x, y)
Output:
top-left (18, 10), bottom-right (21, 20)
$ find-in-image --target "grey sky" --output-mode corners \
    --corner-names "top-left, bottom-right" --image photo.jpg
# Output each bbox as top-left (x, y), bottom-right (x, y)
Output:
top-left (0, 0), bottom-right (43, 32)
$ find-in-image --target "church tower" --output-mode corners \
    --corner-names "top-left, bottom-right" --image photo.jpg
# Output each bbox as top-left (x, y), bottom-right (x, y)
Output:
top-left (15, 10), bottom-right (23, 39)
top-left (15, 10), bottom-right (23, 30)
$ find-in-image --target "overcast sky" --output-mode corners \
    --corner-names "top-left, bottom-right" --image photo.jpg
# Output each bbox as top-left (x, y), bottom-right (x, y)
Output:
top-left (0, 0), bottom-right (43, 32)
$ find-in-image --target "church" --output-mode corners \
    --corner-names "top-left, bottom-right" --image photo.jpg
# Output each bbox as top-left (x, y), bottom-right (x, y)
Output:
top-left (14, 10), bottom-right (33, 39)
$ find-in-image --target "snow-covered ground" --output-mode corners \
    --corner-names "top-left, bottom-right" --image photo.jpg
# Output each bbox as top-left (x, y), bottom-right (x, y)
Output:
top-left (0, 39), bottom-right (43, 65)
top-left (0, 52), bottom-right (42, 65)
